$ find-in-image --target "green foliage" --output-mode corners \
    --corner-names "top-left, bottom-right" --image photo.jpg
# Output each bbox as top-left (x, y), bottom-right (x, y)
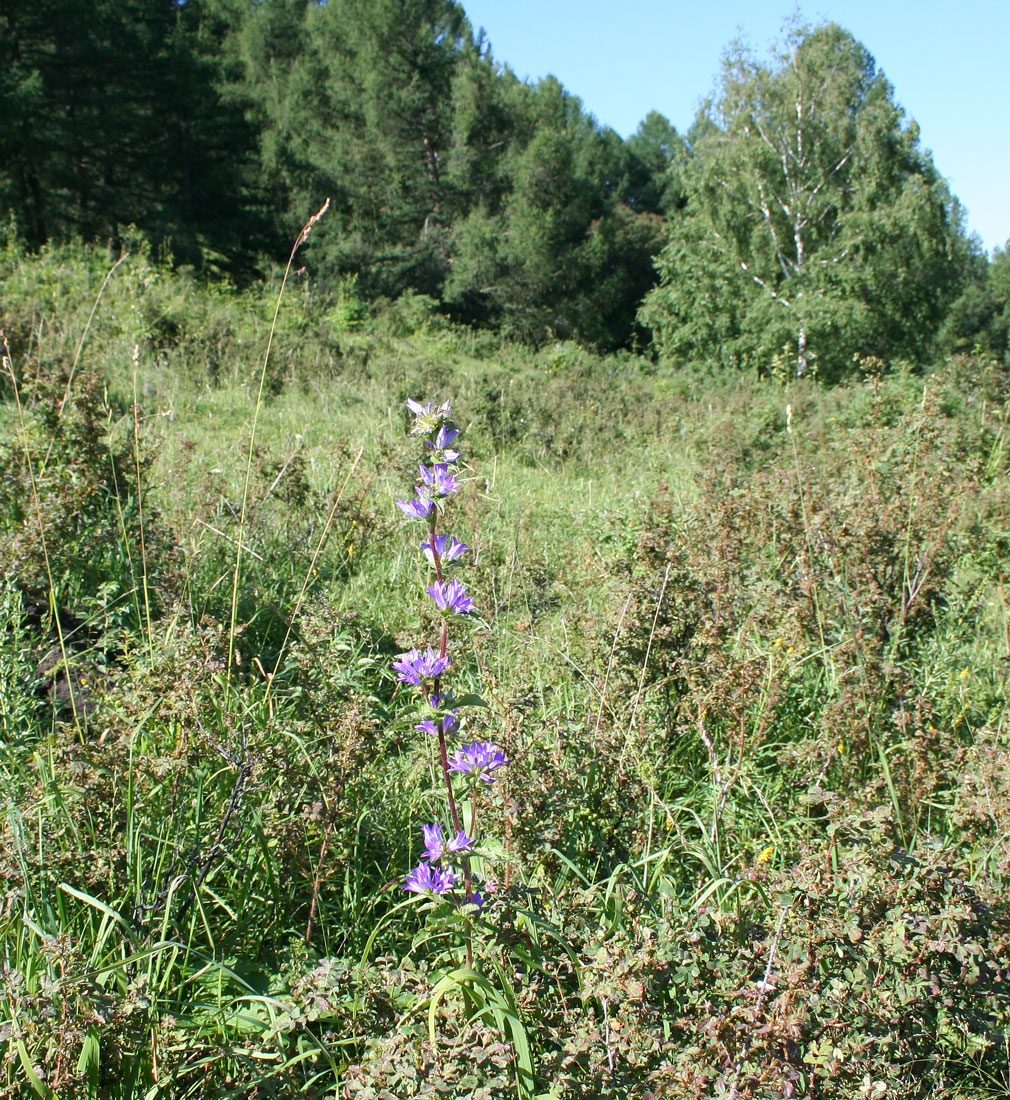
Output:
top-left (641, 23), bottom-right (972, 379)
top-left (0, 0), bottom-right (266, 272)
top-left (444, 77), bottom-right (668, 349)
top-left (2, 6), bottom-right (986, 357)
top-left (2, 245), bottom-right (1009, 1098)
top-left (0, 361), bottom-right (172, 639)
top-left (0, 575), bottom-right (36, 748)
top-left (0, 0), bottom-right (678, 349)
top-left (941, 241), bottom-right (1010, 362)
top-left (625, 111), bottom-right (689, 217)
top-left (647, 810), bottom-right (1010, 1098)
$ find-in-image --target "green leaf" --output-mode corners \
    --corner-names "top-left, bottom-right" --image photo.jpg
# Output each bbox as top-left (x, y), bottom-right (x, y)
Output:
top-left (425, 968), bottom-right (535, 1099)
top-left (58, 882), bottom-right (139, 948)
top-left (453, 693), bottom-right (490, 709)
top-left (16, 1042), bottom-right (58, 1100)
top-left (77, 1028), bottom-right (100, 1095)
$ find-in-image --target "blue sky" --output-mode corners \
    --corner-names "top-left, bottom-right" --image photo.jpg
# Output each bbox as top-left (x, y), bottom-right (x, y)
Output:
top-left (461, 1), bottom-right (1009, 254)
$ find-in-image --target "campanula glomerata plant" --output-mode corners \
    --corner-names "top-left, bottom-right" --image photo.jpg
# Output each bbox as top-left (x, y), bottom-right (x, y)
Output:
top-left (393, 398), bottom-right (507, 923)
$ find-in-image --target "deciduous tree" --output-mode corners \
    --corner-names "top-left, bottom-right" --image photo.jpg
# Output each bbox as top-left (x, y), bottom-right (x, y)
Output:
top-left (641, 23), bottom-right (971, 378)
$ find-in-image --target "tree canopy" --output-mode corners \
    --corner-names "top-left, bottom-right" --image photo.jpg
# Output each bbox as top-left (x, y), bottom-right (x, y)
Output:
top-left (0, 0), bottom-right (267, 270)
top-left (639, 24), bottom-right (973, 379)
top-left (0, 7), bottom-right (982, 364)
top-left (940, 241), bottom-right (1010, 362)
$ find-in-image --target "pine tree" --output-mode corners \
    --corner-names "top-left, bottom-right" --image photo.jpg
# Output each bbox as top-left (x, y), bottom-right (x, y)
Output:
top-left (0, 0), bottom-right (264, 270)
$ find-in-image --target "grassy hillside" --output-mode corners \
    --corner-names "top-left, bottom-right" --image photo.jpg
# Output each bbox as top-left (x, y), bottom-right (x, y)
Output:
top-left (1, 239), bottom-right (1009, 1098)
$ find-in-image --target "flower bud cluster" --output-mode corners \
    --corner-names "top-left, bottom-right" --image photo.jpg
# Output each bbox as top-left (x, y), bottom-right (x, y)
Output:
top-left (393, 398), bottom-right (507, 903)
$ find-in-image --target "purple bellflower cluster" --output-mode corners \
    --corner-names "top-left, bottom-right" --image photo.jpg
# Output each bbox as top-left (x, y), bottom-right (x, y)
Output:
top-left (393, 398), bottom-right (507, 907)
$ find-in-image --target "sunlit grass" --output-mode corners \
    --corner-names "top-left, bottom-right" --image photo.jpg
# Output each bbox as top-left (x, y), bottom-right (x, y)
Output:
top-left (1, 242), bottom-right (1008, 1098)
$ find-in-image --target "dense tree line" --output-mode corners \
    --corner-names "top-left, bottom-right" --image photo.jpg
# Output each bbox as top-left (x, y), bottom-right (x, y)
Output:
top-left (0, 0), bottom-right (269, 268)
top-left (0, 1), bottom-right (1004, 365)
top-left (0, 0), bottom-right (677, 349)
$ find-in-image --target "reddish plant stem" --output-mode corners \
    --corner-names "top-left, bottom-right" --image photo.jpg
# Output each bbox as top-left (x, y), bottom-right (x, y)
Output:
top-left (428, 520), bottom-right (473, 902)
top-left (437, 722), bottom-right (461, 832)
top-left (304, 818), bottom-right (334, 944)
top-left (431, 527), bottom-right (443, 584)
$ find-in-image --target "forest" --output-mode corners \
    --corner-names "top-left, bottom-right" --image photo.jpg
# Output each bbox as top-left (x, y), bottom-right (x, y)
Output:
top-left (2, 0), bottom-right (1008, 368)
top-left (1, 2), bottom-right (1009, 1098)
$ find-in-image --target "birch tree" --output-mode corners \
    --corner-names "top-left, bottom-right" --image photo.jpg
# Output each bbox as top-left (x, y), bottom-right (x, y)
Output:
top-left (641, 23), bottom-right (970, 379)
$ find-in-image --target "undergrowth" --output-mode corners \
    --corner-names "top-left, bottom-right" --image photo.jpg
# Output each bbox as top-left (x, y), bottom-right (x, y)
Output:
top-left (0, 241), bottom-right (1008, 1098)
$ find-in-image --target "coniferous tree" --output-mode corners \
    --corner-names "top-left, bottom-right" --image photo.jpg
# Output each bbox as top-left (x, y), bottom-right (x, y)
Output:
top-left (6, 4), bottom-right (974, 359)
top-left (444, 76), bottom-right (670, 348)
top-left (625, 111), bottom-right (688, 216)
top-left (0, 0), bottom-right (264, 270)
top-left (225, 0), bottom-right (471, 295)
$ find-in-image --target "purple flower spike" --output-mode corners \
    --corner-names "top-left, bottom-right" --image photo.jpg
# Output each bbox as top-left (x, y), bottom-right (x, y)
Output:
top-left (448, 741), bottom-right (508, 784)
top-left (421, 823), bottom-right (475, 862)
top-left (422, 534), bottom-right (468, 567)
top-left (417, 463), bottom-right (459, 497)
top-left (396, 495), bottom-right (435, 520)
top-left (392, 646), bottom-right (450, 686)
top-left (426, 578), bottom-right (475, 616)
top-left (414, 710), bottom-right (459, 738)
top-left (403, 862), bottom-right (459, 895)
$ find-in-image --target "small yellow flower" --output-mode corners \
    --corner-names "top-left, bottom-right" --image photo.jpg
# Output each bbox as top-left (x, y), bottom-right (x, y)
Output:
top-left (837, 741), bottom-right (846, 755)
top-left (757, 845), bottom-right (774, 865)
top-left (959, 668), bottom-right (969, 679)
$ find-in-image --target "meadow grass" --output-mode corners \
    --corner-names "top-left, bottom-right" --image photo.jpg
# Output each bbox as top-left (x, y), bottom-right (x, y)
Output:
top-left (0, 240), bottom-right (1008, 1098)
